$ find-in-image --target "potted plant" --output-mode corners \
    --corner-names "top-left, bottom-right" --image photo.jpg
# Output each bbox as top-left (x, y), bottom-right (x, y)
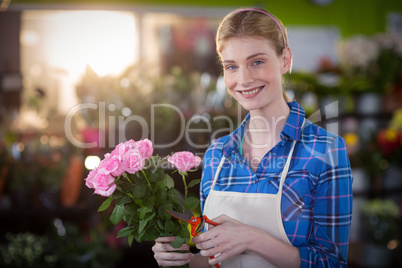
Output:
top-left (361, 199), bottom-right (401, 267)
top-left (376, 108), bottom-right (402, 190)
top-left (8, 159), bottom-right (37, 209)
top-left (337, 34), bottom-right (402, 115)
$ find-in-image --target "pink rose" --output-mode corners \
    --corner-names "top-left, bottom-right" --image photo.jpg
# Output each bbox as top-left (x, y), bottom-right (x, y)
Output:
top-left (99, 154), bottom-right (125, 177)
top-left (122, 148), bottom-right (145, 174)
top-left (135, 139), bottom-right (153, 159)
top-left (85, 168), bottom-right (116, 196)
top-left (168, 151), bottom-right (202, 172)
top-left (110, 139), bottom-right (136, 158)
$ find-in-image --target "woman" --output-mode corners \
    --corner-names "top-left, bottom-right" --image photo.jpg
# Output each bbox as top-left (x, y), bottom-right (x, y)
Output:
top-left (153, 7), bottom-right (352, 267)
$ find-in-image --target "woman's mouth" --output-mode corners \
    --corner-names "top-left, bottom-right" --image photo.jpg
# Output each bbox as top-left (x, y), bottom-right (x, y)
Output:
top-left (239, 86), bottom-right (263, 97)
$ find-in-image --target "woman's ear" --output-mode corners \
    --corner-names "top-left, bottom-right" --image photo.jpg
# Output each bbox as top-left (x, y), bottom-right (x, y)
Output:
top-left (280, 47), bottom-right (292, 75)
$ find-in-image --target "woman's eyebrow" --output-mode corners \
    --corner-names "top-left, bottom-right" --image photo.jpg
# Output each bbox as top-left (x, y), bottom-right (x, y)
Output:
top-left (222, 53), bottom-right (268, 64)
top-left (246, 52), bottom-right (267, 60)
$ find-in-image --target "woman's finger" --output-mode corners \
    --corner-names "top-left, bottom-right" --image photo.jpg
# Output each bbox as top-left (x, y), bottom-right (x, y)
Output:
top-left (156, 254), bottom-right (192, 267)
top-left (153, 242), bottom-right (193, 267)
top-left (157, 251), bottom-right (193, 260)
top-left (210, 214), bottom-right (230, 224)
top-left (155, 236), bottom-right (175, 243)
top-left (195, 236), bottom-right (217, 251)
top-left (153, 241), bottom-right (190, 253)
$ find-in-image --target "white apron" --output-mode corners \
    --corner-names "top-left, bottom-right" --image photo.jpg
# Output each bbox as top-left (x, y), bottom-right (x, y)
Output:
top-left (203, 139), bottom-right (297, 268)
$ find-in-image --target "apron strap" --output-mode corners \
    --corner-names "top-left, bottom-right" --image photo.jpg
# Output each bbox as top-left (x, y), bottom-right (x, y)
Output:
top-left (277, 139), bottom-right (297, 196)
top-left (204, 156), bottom-right (226, 210)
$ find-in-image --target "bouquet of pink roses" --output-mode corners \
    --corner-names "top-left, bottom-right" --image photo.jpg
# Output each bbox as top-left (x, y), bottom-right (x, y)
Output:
top-left (85, 139), bottom-right (202, 249)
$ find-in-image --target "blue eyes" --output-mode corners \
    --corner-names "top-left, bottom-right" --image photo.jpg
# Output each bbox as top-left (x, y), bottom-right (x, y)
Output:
top-left (226, 65), bottom-right (238, 70)
top-left (253, 60), bottom-right (264, 66)
top-left (224, 60), bottom-right (264, 70)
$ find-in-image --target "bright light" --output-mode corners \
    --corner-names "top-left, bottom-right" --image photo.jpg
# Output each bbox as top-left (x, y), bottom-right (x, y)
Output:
top-left (21, 10), bottom-right (138, 114)
top-left (85, 155), bottom-right (101, 170)
top-left (388, 239), bottom-right (399, 250)
top-left (42, 10), bottom-right (137, 80)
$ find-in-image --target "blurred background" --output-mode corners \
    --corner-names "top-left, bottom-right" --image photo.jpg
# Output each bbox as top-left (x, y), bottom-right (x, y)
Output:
top-left (0, 0), bottom-right (401, 267)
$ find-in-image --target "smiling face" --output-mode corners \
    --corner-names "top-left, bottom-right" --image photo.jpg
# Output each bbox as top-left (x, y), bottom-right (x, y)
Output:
top-left (221, 36), bottom-right (291, 113)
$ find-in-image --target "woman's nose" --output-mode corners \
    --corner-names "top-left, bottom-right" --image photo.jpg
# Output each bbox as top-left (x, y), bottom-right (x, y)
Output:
top-left (238, 68), bottom-right (254, 86)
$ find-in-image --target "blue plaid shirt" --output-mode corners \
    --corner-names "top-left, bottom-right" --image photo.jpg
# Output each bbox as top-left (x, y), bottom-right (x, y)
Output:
top-left (200, 101), bottom-right (353, 267)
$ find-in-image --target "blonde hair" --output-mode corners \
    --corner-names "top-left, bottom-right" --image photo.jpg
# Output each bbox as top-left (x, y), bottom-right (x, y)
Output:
top-left (216, 8), bottom-right (291, 102)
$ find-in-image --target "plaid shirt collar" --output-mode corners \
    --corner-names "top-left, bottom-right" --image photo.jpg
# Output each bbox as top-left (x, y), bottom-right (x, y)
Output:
top-left (222, 101), bottom-right (306, 158)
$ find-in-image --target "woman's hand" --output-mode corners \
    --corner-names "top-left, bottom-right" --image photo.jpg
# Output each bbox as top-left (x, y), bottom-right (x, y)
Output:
top-left (191, 214), bottom-right (256, 266)
top-left (152, 236), bottom-right (193, 267)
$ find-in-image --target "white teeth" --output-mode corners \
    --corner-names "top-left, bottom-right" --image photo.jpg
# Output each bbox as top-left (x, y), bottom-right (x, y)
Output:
top-left (241, 88), bottom-right (261, 95)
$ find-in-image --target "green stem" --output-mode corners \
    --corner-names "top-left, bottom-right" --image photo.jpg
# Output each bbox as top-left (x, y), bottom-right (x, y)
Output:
top-left (139, 170), bottom-right (165, 233)
top-left (141, 169), bottom-right (160, 207)
top-left (125, 192), bottom-right (134, 199)
top-left (181, 173), bottom-right (188, 212)
top-left (121, 173), bottom-right (131, 183)
top-left (122, 174), bottom-right (134, 199)
top-left (113, 174), bottom-right (123, 185)
top-left (125, 176), bottom-right (133, 184)
top-left (141, 169), bottom-right (152, 188)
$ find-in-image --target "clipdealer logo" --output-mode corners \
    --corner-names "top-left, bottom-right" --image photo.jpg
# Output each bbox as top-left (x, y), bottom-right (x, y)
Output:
top-left (300, 99), bottom-right (341, 167)
top-left (64, 101), bottom-right (243, 150)
top-left (64, 100), bottom-right (341, 167)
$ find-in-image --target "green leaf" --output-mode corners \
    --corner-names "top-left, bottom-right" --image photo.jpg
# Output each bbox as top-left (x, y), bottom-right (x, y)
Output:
top-left (164, 174), bottom-right (175, 189)
top-left (138, 219), bottom-right (147, 234)
top-left (133, 198), bottom-right (143, 205)
top-left (184, 197), bottom-right (199, 210)
top-left (124, 203), bottom-right (140, 224)
top-left (138, 212), bottom-right (156, 233)
top-left (128, 235), bottom-right (134, 247)
top-left (123, 214), bottom-right (134, 225)
top-left (145, 212), bottom-right (156, 222)
top-left (118, 195), bottom-right (132, 205)
top-left (115, 184), bottom-right (123, 192)
top-left (132, 184), bottom-right (147, 199)
top-left (155, 180), bottom-right (165, 188)
top-left (112, 191), bottom-right (124, 200)
top-left (158, 203), bottom-right (174, 220)
top-left (157, 219), bottom-right (165, 231)
top-left (176, 226), bottom-right (191, 243)
top-left (139, 206), bottom-right (151, 219)
top-left (125, 203), bottom-right (137, 216)
top-left (149, 167), bottom-right (164, 183)
top-left (158, 206), bottom-right (166, 220)
top-left (109, 204), bottom-right (125, 225)
top-left (117, 181), bottom-right (132, 192)
top-left (144, 196), bottom-right (156, 208)
top-left (170, 236), bottom-right (185, 249)
top-left (155, 188), bottom-right (167, 204)
top-left (117, 226), bottom-right (134, 238)
top-left (138, 227), bottom-right (145, 242)
top-left (148, 173), bottom-right (158, 183)
top-left (135, 170), bottom-right (144, 179)
top-left (98, 196), bottom-right (113, 212)
top-left (165, 220), bottom-right (176, 233)
top-left (188, 179), bottom-right (201, 188)
top-left (144, 228), bottom-right (160, 241)
top-left (168, 188), bottom-right (183, 207)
